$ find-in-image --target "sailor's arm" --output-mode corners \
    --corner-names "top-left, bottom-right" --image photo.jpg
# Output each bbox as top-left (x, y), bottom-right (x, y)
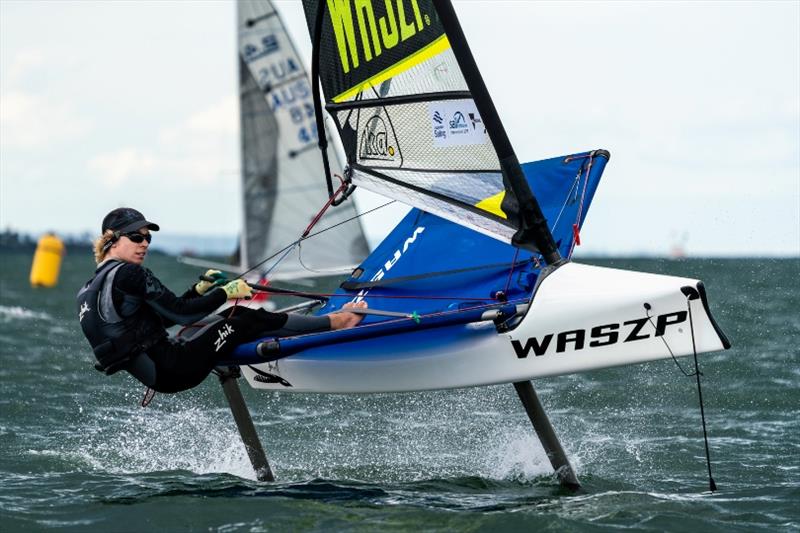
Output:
top-left (114, 264), bottom-right (226, 325)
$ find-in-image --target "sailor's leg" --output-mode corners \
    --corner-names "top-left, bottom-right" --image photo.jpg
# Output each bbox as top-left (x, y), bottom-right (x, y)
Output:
top-left (513, 380), bottom-right (580, 490)
top-left (216, 366), bottom-right (274, 482)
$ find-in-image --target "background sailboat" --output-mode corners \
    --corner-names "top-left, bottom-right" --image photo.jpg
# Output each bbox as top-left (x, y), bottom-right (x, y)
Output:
top-left (182, 0), bottom-right (370, 282)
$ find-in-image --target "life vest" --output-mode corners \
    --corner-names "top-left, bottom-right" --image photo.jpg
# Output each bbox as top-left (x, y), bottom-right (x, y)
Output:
top-left (76, 260), bottom-right (167, 375)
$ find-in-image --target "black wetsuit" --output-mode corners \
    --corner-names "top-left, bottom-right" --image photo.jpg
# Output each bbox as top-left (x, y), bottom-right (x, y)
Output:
top-left (88, 261), bottom-right (329, 393)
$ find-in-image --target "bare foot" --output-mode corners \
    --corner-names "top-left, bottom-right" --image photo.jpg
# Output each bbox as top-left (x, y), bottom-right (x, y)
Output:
top-left (329, 301), bottom-right (367, 330)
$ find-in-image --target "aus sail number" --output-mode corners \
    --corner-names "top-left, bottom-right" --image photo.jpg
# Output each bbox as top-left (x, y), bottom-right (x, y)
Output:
top-left (511, 311), bottom-right (687, 358)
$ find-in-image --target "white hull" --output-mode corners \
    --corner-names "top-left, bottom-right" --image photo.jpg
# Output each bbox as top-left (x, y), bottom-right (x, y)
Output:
top-left (241, 263), bottom-right (729, 393)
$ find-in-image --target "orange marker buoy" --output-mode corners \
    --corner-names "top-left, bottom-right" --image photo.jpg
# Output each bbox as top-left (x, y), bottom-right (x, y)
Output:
top-left (30, 233), bottom-right (65, 288)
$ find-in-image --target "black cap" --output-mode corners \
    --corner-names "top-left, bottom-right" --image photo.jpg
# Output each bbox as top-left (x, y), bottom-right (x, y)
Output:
top-left (102, 208), bottom-right (160, 234)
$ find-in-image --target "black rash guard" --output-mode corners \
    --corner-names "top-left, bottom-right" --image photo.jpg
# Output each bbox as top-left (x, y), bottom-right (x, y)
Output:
top-left (111, 263), bottom-right (229, 327)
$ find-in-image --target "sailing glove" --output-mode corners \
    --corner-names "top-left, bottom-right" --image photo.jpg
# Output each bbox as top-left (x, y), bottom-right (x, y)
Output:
top-left (194, 269), bottom-right (227, 295)
top-left (222, 279), bottom-right (252, 300)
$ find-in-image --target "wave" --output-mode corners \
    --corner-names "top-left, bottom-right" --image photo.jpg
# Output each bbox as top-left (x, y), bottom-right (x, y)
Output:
top-left (0, 305), bottom-right (52, 322)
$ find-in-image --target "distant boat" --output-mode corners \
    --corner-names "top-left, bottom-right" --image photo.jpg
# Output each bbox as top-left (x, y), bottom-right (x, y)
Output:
top-left (669, 231), bottom-right (689, 259)
top-left (181, 0), bottom-right (370, 284)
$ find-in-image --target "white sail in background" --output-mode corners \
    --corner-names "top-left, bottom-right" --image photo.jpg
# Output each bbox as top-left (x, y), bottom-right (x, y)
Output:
top-left (236, 0), bottom-right (369, 279)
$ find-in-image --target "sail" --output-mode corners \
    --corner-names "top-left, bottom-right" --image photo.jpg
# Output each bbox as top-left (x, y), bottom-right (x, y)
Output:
top-left (237, 0), bottom-right (370, 276)
top-left (301, 0), bottom-right (533, 248)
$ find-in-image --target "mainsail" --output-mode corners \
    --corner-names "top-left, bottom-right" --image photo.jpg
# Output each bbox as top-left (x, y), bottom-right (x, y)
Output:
top-left (302, 0), bottom-right (556, 258)
top-left (237, 0), bottom-right (369, 277)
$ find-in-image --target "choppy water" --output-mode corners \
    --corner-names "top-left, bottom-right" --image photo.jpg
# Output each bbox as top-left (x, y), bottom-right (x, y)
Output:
top-left (0, 252), bottom-right (797, 531)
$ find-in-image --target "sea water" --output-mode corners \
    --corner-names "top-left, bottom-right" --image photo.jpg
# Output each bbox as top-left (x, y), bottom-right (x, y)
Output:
top-left (0, 252), bottom-right (797, 531)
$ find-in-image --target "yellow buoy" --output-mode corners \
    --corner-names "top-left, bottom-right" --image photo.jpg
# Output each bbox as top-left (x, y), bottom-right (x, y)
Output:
top-left (30, 233), bottom-right (65, 288)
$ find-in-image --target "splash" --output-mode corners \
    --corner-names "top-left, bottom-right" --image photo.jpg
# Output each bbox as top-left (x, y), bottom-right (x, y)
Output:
top-left (71, 405), bottom-right (259, 481)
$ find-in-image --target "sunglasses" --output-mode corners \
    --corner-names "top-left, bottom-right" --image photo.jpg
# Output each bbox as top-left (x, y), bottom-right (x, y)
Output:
top-left (121, 232), bottom-right (152, 244)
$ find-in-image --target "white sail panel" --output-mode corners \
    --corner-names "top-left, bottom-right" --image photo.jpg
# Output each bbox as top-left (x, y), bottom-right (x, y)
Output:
top-left (237, 0), bottom-right (369, 275)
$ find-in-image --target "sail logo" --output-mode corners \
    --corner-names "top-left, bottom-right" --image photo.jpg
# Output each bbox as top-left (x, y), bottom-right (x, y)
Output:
top-left (429, 100), bottom-right (487, 147)
top-left (449, 111), bottom-right (468, 132)
top-left (79, 302), bottom-right (90, 322)
top-left (511, 311), bottom-right (688, 358)
top-left (243, 34), bottom-right (280, 63)
top-left (257, 57), bottom-right (302, 90)
top-left (468, 112), bottom-right (484, 132)
top-left (214, 323), bottom-right (235, 353)
top-left (269, 79), bottom-right (311, 111)
top-left (327, 0), bottom-right (429, 75)
top-left (359, 115), bottom-right (398, 162)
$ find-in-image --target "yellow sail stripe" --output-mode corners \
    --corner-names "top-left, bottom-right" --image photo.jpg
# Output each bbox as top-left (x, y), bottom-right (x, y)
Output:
top-left (332, 34), bottom-right (451, 103)
top-left (474, 190), bottom-right (508, 219)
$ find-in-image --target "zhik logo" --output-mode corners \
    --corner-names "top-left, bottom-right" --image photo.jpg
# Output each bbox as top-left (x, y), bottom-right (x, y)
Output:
top-left (214, 324), bottom-right (235, 352)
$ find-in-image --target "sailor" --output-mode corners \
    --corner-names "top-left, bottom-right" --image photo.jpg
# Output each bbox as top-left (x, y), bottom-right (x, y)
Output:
top-left (77, 207), bottom-right (366, 393)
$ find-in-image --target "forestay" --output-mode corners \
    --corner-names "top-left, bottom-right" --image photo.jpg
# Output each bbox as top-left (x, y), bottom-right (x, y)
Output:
top-left (237, 0), bottom-right (369, 276)
top-left (301, 0), bottom-right (531, 247)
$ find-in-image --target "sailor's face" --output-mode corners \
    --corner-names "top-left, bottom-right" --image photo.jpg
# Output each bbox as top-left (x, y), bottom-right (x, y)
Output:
top-left (109, 228), bottom-right (150, 265)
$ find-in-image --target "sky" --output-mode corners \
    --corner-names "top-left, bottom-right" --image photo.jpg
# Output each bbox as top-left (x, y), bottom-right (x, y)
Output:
top-left (1, 0), bottom-right (798, 256)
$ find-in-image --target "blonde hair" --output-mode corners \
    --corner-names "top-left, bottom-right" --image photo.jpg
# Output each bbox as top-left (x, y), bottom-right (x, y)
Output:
top-left (93, 230), bottom-right (115, 264)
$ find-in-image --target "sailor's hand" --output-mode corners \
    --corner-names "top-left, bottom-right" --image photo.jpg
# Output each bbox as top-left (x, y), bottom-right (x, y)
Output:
top-left (222, 279), bottom-right (252, 300)
top-left (195, 269), bottom-right (226, 295)
top-left (329, 301), bottom-right (367, 330)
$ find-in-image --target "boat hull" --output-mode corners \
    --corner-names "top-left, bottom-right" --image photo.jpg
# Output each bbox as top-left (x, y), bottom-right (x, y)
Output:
top-left (240, 263), bottom-right (730, 393)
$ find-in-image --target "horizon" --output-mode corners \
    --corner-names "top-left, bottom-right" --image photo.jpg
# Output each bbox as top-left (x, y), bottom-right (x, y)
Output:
top-left (3, 226), bottom-right (797, 260)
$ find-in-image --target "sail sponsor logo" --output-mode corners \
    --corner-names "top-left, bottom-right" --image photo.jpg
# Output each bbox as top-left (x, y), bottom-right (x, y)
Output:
top-left (359, 114), bottom-right (399, 162)
top-left (511, 311), bottom-right (688, 358)
top-left (468, 112), bottom-right (483, 131)
top-left (448, 111), bottom-right (468, 132)
top-left (243, 34), bottom-right (280, 63)
top-left (429, 100), bottom-right (486, 147)
top-left (327, 0), bottom-right (429, 74)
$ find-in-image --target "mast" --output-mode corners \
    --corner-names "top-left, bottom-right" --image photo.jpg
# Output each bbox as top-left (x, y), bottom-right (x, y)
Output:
top-left (435, 0), bottom-right (562, 265)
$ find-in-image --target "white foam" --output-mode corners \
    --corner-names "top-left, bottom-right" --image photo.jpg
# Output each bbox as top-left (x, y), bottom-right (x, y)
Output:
top-left (0, 305), bottom-right (52, 322)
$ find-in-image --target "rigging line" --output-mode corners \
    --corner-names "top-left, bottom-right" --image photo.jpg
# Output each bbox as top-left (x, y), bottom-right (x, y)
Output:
top-left (643, 295), bottom-right (716, 491)
top-left (569, 154), bottom-right (594, 256)
top-left (644, 304), bottom-right (697, 377)
top-left (302, 176), bottom-right (347, 238)
top-left (563, 153), bottom-right (594, 163)
top-left (248, 285), bottom-right (497, 302)
top-left (502, 247), bottom-right (521, 296)
top-left (235, 199), bottom-right (396, 282)
top-left (549, 172), bottom-right (581, 239)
